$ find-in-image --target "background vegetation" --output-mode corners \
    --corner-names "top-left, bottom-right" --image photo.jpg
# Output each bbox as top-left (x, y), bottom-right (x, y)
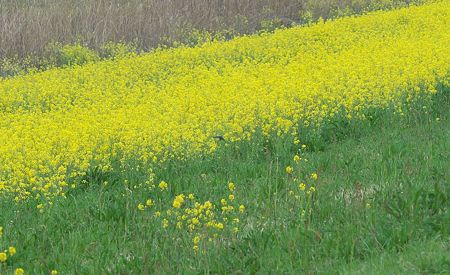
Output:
top-left (0, 0), bottom-right (428, 77)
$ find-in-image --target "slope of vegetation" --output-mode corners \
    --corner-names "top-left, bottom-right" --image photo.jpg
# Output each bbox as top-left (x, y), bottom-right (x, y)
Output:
top-left (0, 2), bottom-right (448, 201)
top-left (0, 1), bottom-right (449, 274)
top-left (0, 82), bottom-right (448, 274)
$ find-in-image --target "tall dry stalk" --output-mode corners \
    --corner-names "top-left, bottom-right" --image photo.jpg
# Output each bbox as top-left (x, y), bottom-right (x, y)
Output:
top-left (0, 0), bottom-right (413, 59)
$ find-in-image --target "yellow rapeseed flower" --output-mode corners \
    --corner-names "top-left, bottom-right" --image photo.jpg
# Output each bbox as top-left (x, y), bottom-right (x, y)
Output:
top-left (172, 194), bottom-right (185, 209)
top-left (176, 221), bottom-right (183, 229)
top-left (158, 181), bottom-right (168, 191)
top-left (173, 200), bottom-right (181, 209)
top-left (8, 246), bottom-right (16, 256)
top-left (15, 268), bottom-right (25, 275)
top-left (162, 219), bottom-right (169, 228)
top-left (137, 203), bottom-right (145, 211)
top-left (216, 223), bottom-right (224, 229)
top-left (193, 236), bottom-right (200, 245)
top-left (286, 166), bottom-right (294, 174)
top-left (239, 205), bottom-right (245, 213)
top-left (0, 252), bottom-right (7, 262)
top-left (204, 201), bottom-right (212, 209)
top-left (228, 182), bottom-right (236, 192)
top-left (299, 183), bottom-right (306, 191)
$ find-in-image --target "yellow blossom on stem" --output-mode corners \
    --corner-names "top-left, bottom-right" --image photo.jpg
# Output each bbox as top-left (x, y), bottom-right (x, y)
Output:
top-left (286, 166), bottom-right (294, 174)
top-left (172, 194), bottom-right (185, 209)
top-left (216, 223), bottom-right (224, 229)
top-left (158, 181), bottom-right (168, 190)
top-left (299, 183), bottom-right (306, 191)
top-left (9, 246), bottom-right (16, 256)
top-left (239, 205), bottom-right (245, 213)
top-left (162, 219), bottom-right (169, 228)
top-left (0, 252), bottom-right (7, 262)
top-left (228, 182), bottom-right (235, 192)
top-left (193, 236), bottom-right (200, 245)
top-left (137, 203), bottom-right (145, 211)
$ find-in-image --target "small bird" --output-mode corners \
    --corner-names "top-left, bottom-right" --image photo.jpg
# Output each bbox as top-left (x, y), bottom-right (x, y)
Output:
top-left (212, 135), bottom-right (225, 141)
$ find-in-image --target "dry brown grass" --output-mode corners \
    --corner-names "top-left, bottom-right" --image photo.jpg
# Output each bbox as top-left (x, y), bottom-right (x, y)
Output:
top-left (0, 0), bottom-right (417, 59)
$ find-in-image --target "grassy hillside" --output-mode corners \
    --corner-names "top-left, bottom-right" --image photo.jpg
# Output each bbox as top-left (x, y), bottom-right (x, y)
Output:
top-left (0, 1), bottom-right (449, 274)
top-left (0, 83), bottom-right (448, 274)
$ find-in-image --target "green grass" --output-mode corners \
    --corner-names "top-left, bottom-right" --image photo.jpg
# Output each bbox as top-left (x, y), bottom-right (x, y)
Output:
top-left (339, 238), bottom-right (449, 274)
top-left (0, 90), bottom-right (449, 274)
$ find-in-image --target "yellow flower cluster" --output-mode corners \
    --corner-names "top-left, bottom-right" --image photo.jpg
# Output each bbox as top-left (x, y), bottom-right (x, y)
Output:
top-left (286, 172), bottom-right (318, 217)
top-left (0, 226), bottom-right (24, 274)
top-left (139, 181), bottom-right (245, 252)
top-left (0, 2), bottom-right (449, 199)
top-left (0, 242), bottom-right (16, 264)
top-left (286, 141), bottom-right (319, 202)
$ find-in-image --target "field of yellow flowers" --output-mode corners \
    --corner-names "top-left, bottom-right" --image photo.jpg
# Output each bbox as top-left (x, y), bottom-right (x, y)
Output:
top-left (0, 1), bottom-right (448, 201)
top-left (0, 1), bottom-right (449, 274)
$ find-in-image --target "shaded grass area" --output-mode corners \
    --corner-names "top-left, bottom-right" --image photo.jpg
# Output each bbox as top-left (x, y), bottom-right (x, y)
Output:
top-left (0, 90), bottom-right (449, 274)
top-left (339, 238), bottom-right (449, 274)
